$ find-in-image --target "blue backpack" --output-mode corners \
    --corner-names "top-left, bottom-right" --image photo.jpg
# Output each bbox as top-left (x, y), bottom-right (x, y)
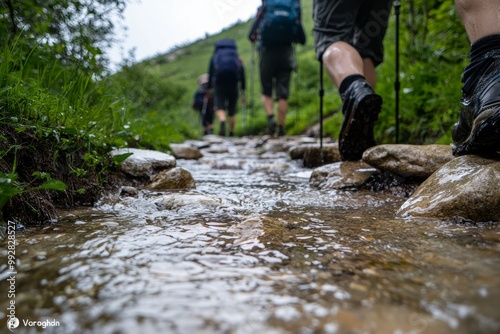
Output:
top-left (259, 0), bottom-right (301, 46)
top-left (212, 39), bottom-right (241, 85)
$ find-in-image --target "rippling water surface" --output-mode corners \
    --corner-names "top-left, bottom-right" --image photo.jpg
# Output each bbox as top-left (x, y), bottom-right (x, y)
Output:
top-left (1, 137), bottom-right (500, 333)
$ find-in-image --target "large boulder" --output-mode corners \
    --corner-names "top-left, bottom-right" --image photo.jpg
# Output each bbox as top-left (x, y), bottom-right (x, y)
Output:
top-left (363, 144), bottom-right (454, 179)
top-left (398, 155), bottom-right (500, 222)
top-left (110, 148), bottom-right (176, 180)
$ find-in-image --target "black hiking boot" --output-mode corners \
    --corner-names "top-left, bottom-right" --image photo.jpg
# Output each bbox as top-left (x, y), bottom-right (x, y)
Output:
top-left (452, 57), bottom-right (500, 158)
top-left (267, 117), bottom-right (276, 136)
top-left (277, 125), bottom-right (286, 137)
top-left (219, 121), bottom-right (226, 137)
top-left (339, 79), bottom-right (382, 161)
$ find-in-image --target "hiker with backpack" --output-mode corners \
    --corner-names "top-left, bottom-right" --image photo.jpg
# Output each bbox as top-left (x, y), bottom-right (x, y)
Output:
top-left (208, 39), bottom-right (246, 137)
top-left (248, 0), bottom-right (306, 137)
top-left (192, 73), bottom-right (214, 136)
top-left (313, 0), bottom-right (393, 161)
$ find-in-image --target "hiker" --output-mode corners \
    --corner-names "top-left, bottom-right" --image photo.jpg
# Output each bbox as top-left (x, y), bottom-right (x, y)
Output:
top-left (248, 0), bottom-right (306, 137)
top-left (208, 39), bottom-right (246, 137)
top-left (313, 0), bottom-right (392, 161)
top-left (450, 0), bottom-right (500, 158)
top-left (192, 73), bottom-right (214, 135)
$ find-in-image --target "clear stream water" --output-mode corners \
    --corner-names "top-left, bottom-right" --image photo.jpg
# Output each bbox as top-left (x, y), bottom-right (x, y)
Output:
top-left (1, 136), bottom-right (500, 334)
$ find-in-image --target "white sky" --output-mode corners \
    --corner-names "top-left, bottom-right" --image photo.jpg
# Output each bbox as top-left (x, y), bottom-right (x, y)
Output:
top-left (109, 0), bottom-right (261, 67)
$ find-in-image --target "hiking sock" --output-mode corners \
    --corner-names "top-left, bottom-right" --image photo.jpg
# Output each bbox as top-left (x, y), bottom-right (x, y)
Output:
top-left (462, 34), bottom-right (500, 96)
top-left (219, 121), bottom-right (226, 136)
top-left (339, 74), bottom-right (366, 98)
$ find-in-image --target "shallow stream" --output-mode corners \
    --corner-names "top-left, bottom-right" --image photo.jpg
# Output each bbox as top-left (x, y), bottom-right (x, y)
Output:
top-left (1, 136), bottom-right (500, 333)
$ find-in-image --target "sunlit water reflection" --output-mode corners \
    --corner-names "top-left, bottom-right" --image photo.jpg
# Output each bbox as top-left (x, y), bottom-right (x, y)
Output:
top-left (1, 137), bottom-right (500, 333)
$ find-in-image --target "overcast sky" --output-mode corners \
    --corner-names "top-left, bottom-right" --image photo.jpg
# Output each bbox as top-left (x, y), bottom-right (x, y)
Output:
top-left (108, 0), bottom-right (261, 67)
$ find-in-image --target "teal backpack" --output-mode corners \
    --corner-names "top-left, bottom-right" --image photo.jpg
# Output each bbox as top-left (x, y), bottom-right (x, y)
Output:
top-left (259, 0), bottom-right (302, 46)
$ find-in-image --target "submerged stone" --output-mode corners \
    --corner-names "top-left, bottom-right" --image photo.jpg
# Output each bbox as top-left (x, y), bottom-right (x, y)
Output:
top-left (147, 167), bottom-right (196, 190)
top-left (310, 161), bottom-right (378, 189)
top-left (302, 143), bottom-right (341, 168)
top-left (152, 194), bottom-right (222, 211)
top-left (398, 155), bottom-right (500, 222)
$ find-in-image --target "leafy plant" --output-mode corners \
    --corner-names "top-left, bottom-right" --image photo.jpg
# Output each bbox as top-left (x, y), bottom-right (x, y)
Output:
top-left (0, 171), bottom-right (67, 211)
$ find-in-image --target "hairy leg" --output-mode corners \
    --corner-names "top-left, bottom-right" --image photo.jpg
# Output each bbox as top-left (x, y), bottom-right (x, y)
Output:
top-left (455, 0), bottom-right (500, 42)
top-left (277, 99), bottom-right (288, 126)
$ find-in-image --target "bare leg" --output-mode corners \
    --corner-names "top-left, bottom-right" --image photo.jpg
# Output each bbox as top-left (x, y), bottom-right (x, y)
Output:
top-left (277, 99), bottom-right (288, 126)
top-left (455, 0), bottom-right (500, 42)
top-left (262, 95), bottom-right (274, 116)
top-left (322, 41), bottom-right (364, 88)
top-left (363, 58), bottom-right (377, 89)
top-left (322, 41), bottom-right (377, 88)
top-left (216, 109), bottom-right (226, 122)
top-left (229, 115), bottom-right (235, 133)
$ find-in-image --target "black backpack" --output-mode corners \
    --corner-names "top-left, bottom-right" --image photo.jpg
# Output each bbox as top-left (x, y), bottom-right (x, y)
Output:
top-left (212, 39), bottom-right (241, 85)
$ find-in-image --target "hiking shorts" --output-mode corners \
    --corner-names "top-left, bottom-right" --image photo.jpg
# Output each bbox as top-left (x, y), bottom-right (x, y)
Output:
top-left (214, 84), bottom-right (239, 116)
top-left (259, 45), bottom-right (295, 100)
top-left (313, 0), bottom-right (393, 66)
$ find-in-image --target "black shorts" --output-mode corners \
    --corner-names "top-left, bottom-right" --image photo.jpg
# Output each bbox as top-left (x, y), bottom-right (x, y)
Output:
top-left (259, 45), bottom-right (295, 99)
top-left (214, 84), bottom-right (238, 116)
top-left (313, 0), bottom-right (393, 66)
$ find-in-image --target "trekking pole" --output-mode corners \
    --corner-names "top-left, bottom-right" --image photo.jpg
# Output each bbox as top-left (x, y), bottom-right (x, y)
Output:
top-left (293, 45), bottom-right (300, 125)
top-left (242, 98), bottom-right (247, 134)
top-left (395, 0), bottom-right (401, 143)
top-left (319, 60), bottom-right (325, 163)
top-left (250, 42), bottom-right (256, 119)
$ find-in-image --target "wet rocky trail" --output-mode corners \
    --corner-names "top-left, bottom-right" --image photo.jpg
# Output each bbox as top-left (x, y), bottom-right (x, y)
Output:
top-left (1, 135), bottom-right (500, 334)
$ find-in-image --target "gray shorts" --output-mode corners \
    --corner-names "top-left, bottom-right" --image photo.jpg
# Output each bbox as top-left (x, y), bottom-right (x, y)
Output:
top-left (259, 45), bottom-right (295, 99)
top-left (313, 0), bottom-right (393, 66)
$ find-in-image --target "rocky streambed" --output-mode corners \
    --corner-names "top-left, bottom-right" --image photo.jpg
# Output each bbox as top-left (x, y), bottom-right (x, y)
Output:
top-left (1, 135), bottom-right (499, 334)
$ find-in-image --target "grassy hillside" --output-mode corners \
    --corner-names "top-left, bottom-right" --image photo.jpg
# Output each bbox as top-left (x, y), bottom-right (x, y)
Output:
top-left (128, 0), bottom-right (467, 145)
top-left (136, 0), bottom-right (338, 137)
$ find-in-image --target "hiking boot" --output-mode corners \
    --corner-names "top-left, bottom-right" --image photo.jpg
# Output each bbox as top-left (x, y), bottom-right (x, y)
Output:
top-left (451, 57), bottom-right (500, 158)
top-left (267, 117), bottom-right (276, 136)
top-left (277, 125), bottom-right (286, 137)
top-left (219, 122), bottom-right (226, 137)
top-left (339, 79), bottom-right (382, 161)
top-left (229, 131), bottom-right (235, 137)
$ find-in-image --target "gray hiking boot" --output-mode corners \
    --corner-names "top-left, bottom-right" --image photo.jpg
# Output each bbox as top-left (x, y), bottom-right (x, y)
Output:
top-left (452, 57), bottom-right (500, 158)
top-left (339, 79), bottom-right (382, 161)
